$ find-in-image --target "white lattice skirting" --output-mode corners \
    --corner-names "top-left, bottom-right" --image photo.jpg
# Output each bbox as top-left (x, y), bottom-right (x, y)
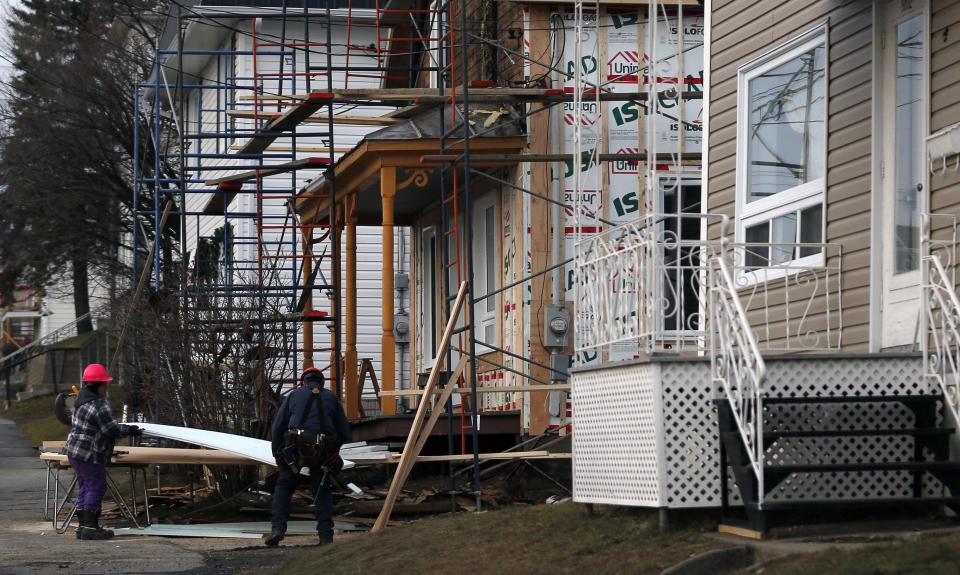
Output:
top-left (572, 355), bottom-right (940, 508)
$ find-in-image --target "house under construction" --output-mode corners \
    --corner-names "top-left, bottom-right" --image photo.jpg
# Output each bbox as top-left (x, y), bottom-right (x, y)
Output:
top-left (137, 0), bottom-right (703, 456)
top-left (136, 0), bottom-right (960, 535)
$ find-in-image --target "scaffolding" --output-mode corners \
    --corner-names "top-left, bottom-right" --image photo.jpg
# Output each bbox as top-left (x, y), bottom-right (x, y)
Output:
top-left (132, 0), bottom-right (703, 509)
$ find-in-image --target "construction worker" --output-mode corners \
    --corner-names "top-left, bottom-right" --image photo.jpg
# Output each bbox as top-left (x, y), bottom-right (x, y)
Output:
top-left (265, 367), bottom-right (351, 547)
top-left (62, 363), bottom-right (141, 540)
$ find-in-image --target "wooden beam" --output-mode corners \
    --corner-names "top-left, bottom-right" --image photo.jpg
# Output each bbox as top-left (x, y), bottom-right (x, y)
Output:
top-left (229, 144), bottom-right (354, 153)
top-left (420, 153), bottom-right (703, 164)
top-left (40, 447), bottom-right (257, 466)
top-left (235, 92), bottom-right (334, 155)
top-left (527, 5), bottom-right (554, 436)
top-left (371, 283), bottom-right (469, 534)
top-left (226, 109), bottom-right (398, 126)
top-left (349, 451), bottom-right (572, 465)
top-left (344, 196), bottom-right (360, 419)
top-left (301, 224), bottom-right (315, 369)
top-left (717, 523), bottom-right (775, 541)
top-left (380, 166), bottom-right (397, 416)
top-left (203, 157), bottom-right (330, 186)
top-left (411, 358), bottom-right (470, 457)
top-left (239, 88), bottom-right (700, 104)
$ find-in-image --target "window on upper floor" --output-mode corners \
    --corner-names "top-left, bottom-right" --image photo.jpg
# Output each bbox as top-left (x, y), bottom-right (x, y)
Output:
top-left (737, 25), bottom-right (827, 270)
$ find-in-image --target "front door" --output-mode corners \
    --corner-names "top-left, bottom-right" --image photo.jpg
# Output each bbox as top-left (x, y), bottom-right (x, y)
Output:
top-left (879, 0), bottom-right (926, 349)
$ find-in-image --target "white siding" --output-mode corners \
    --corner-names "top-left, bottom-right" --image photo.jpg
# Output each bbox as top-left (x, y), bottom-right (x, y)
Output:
top-left (179, 19), bottom-right (406, 392)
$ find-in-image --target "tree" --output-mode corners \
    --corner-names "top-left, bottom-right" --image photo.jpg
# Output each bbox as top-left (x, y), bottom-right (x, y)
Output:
top-left (0, 0), bottom-right (176, 333)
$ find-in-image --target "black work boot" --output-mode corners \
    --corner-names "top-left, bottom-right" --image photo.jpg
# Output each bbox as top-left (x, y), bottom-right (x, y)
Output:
top-left (92, 509), bottom-right (114, 538)
top-left (74, 508), bottom-right (87, 539)
top-left (318, 530), bottom-right (334, 546)
top-left (77, 509), bottom-right (113, 541)
top-left (263, 525), bottom-right (285, 547)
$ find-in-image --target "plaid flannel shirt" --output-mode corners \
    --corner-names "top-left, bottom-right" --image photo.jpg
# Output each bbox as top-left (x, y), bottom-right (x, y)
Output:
top-left (63, 398), bottom-right (128, 465)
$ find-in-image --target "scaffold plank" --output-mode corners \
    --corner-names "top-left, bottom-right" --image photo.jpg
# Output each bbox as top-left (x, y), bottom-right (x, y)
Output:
top-left (234, 92), bottom-right (334, 155)
top-left (204, 157), bottom-right (330, 186)
top-left (226, 110), bottom-right (397, 126)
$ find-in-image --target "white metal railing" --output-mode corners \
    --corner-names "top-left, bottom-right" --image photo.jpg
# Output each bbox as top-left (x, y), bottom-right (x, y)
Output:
top-left (0, 312), bottom-right (92, 368)
top-left (922, 213), bottom-right (960, 424)
top-left (727, 242), bottom-right (844, 352)
top-left (574, 213), bottom-right (728, 355)
top-left (710, 254), bottom-right (767, 506)
top-left (574, 214), bottom-right (843, 357)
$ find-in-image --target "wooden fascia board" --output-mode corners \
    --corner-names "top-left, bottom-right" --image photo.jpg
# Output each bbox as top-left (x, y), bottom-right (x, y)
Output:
top-left (295, 136), bottom-right (526, 221)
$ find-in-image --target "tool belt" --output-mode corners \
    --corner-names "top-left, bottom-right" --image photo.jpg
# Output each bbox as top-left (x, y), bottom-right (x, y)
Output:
top-left (279, 387), bottom-right (342, 470)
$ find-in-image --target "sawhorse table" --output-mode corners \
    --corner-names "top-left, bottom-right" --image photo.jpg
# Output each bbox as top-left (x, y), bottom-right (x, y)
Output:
top-left (42, 458), bottom-right (151, 534)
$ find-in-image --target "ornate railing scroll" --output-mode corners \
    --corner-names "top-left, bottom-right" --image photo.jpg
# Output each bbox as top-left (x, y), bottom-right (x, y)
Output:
top-left (922, 213), bottom-right (960, 425)
top-left (726, 243), bottom-right (844, 353)
top-left (574, 213), bottom-right (729, 357)
top-left (709, 254), bottom-right (767, 507)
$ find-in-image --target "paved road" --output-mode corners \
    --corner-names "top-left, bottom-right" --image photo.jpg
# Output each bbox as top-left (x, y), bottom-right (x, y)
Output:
top-left (0, 417), bottom-right (318, 575)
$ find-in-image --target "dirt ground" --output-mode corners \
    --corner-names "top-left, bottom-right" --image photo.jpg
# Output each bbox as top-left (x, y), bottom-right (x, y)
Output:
top-left (0, 416), bottom-right (327, 575)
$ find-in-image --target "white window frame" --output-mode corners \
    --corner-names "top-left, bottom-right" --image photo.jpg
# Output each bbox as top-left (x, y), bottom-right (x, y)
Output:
top-left (472, 193), bottom-right (499, 353)
top-left (735, 24), bottom-right (829, 282)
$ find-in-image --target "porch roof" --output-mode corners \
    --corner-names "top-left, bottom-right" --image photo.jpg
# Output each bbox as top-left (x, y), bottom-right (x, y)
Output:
top-left (295, 105), bottom-right (526, 226)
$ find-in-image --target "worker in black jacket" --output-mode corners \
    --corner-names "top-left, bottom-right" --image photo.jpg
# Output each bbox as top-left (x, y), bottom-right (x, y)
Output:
top-left (264, 367), bottom-right (351, 547)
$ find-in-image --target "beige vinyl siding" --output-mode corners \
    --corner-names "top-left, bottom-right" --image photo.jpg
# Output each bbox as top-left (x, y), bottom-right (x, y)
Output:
top-left (929, 0), bottom-right (960, 263)
top-left (708, 0), bottom-right (874, 351)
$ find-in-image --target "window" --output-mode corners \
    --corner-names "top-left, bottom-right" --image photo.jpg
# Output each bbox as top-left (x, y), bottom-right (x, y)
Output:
top-left (737, 26), bottom-right (827, 269)
top-left (472, 194), bottom-right (498, 352)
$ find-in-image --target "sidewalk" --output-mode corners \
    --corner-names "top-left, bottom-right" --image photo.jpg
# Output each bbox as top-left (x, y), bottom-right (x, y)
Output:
top-left (0, 417), bottom-right (309, 574)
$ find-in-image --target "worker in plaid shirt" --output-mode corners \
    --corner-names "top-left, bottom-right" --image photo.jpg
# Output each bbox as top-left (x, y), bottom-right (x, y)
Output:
top-left (62, 363), bottom-right (141, 540)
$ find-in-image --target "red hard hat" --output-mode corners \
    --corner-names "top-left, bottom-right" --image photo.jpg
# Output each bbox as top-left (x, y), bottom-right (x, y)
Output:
top-left (82, 363), bottom-right (112, 383)
top-left (300, 366), bottom-right (324, 384)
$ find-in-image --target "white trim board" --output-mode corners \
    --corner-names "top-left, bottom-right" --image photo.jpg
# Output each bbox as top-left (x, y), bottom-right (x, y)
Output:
top-left (136, 422), bottom-right (356, 471)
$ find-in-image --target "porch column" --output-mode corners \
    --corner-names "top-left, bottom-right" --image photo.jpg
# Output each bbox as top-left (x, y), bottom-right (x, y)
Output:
top-left (380, 166), bottom-right (397, 415)
top-left (344, 196), bottom-right (360, 419)
top-left (301, 224), bottom-right (315, 369)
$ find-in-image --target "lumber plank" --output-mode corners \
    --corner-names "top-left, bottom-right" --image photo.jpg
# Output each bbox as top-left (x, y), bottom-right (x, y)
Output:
top-left (347, 451), bottom-right (572, 464)
top-left (228, 144), bottom-right (354, 154)
top-left (40, 447), bottom-right (258, 466)
top-left (717, 523), bottom-right (775, 540)
top-left (235, 92), bottom-right (333, 156)
top-left (411, 358), bottom-right (470, 457)
top-left (203, 157), bottom-right (330, 186)
top-left (238, 88), bottom-right (701, 104)
top-left (226, 110), bottom-right (397, 126)
top-left (371, 282), bottom-right (469, 534)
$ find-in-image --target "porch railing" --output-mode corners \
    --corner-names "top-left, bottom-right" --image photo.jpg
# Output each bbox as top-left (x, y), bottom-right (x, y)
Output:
top-left (922, 213), bottom-right (960, 424)
top-left (0, 312), bottom-right (92, 370)
top-left (574, 213), bottom-right (728, 356)
top-left (709, 253), bottom-right (767, 507)
top-left (574, 215), bottom-right (843, 357)
top-left (726, 242), bottom-right (844, 353)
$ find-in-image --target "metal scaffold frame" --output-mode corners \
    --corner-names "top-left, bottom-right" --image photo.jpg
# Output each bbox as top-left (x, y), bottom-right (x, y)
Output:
top-left (130, 0), bottom-right (705, 513)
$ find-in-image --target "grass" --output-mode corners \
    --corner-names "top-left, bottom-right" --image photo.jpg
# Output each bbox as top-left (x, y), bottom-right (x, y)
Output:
top-left (0, 394), bottom-right (68, 446)
top-left (751, 531), bottom-right (960, 575)
top-left (280, 503), bottom-right (726, 575)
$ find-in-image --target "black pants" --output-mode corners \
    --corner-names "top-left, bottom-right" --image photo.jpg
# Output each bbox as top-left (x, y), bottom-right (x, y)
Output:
top-left (271, 464), bottom-right (333, 534)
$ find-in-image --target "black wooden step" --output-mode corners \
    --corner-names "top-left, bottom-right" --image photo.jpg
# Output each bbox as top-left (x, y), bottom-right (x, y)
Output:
top-left (762, 461), bottom-right (960, 474)
top-left (764, 428), bottom-right (954, 440)
top-left (744, 496), bottom-right (960, 512)
top-left (764, 394), bottom-right (943, 405)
